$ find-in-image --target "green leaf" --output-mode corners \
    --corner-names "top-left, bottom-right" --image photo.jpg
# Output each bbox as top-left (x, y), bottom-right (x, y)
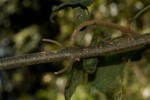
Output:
top-left (65, 61), bottom-right (84, 100)
top-left (82, 27), bottom-right (105, 74)
top-left (80, 0), bottom-right (94, 7)
top-left (88, 53), bottom-right (127, 93)
top-left (86, 30), bottom-right (126, 94)
top-left (50, 0), bottom-right (94, 22)
top-left (83, 58), bottom-right (98, 73)
top-left (89, 62), bottom-right (125, 93)
top-left (64, 1), bottom-right (93, 99)
top-left (73, 7), bottom-right (90, 25)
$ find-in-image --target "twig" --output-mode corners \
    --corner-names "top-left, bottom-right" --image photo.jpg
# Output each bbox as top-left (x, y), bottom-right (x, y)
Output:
top-left (130, 4), bottom-right (150, 23)
top-left (0, 33), bottom-right (150, 70)
top-left (69, 20), bottom-right (140, 46)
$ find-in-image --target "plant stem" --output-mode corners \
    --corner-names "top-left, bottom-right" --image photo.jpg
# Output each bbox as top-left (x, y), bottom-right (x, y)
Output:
top-left (130, 4), bottom-right (150, 22)
top-left (69, 20), bottom-right (140, 46)
top-left (0, 33), bottom-right (150, 70)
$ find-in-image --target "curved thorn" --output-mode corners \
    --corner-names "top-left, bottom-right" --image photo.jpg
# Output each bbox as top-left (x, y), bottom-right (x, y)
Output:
top-left (42, 38), bottom-right (64, 48)
top-left (54, 59), bottom-right (74, 75)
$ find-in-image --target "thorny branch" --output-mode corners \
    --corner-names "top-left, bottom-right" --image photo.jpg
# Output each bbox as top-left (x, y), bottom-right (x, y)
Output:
top-left (0, 33), bottom-right (150, 70)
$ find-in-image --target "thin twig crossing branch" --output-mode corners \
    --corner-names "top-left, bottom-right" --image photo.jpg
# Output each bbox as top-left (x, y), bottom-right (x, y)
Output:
top-left (69, 20), bottom-right (140, 46)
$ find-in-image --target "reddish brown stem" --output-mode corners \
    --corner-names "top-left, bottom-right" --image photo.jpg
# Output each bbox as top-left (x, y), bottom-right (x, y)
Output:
top-left (69, 20), bottom-right (140, 46)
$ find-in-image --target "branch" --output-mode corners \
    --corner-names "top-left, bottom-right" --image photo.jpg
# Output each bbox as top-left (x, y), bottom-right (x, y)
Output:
top-left (0, 33), bottom-right (150, 70)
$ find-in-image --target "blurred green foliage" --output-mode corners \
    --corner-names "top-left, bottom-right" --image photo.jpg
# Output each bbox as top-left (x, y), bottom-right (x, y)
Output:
top-left (0, 0), bottom-right (150, 100)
